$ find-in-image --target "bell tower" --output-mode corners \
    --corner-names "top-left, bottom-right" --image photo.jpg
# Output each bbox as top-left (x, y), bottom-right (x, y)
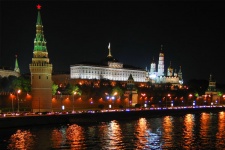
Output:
top-left (157, 45), bottom-right (164, 76)
top-left (29, 4), bottom-right (53, 112)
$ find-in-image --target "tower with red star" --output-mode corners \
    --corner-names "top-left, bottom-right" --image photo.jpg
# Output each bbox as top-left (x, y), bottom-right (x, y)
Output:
top-left (29, 4), bottom-right (53, 112)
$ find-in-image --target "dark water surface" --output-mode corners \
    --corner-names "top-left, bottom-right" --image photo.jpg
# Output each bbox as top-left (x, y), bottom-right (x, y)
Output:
top-left (1, 111), bottom-right (225, 150)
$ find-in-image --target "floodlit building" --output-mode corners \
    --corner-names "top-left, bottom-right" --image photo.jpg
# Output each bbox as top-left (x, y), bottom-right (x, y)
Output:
top-left (148, 45), bottom-right (183, 86)
top-left (70, 43), bottom-right (148, 82)
top-left (70, 44), bottom-right (183, 87)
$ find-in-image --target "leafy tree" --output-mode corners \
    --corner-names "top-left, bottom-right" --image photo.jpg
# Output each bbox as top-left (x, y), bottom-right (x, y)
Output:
top-left (52, 83), bottom-right (58, 95)
top-left (65, 83), bottom-right (82, 95)
top-left (112, 86), bottom-right (124, 97)
top-left (11, 76), bottom-right (31, 93)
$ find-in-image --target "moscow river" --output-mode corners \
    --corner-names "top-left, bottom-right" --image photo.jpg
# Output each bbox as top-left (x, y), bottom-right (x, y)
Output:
top-left (0, 110), bottom-right (225, 150)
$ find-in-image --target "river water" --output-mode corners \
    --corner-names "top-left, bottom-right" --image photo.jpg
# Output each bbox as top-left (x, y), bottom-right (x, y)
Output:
top-left (1, 111), bottom-right (225, 150)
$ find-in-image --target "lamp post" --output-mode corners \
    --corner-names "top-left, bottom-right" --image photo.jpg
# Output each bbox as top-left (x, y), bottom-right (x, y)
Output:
top-left (189, 94), bottom-right (193, 107)
top-left (58, 91), bottom-right (64, 111)
top-left (72, 92), bottom-right (76, 113)
top-left (10, 94), bottom-right (14, 112)
top-left (17, 89), bottom-right (21, 113)
top-left (166, 94), bottom-right (171, 108)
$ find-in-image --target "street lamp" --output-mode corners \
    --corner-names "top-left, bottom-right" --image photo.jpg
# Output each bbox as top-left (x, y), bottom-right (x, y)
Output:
top-left (10, 94), bottom-right (14, 112)
top-left (72, 92), bottom-right (77, 113)
top-left (166, 94), bottom-right (171, 108)
top-left (189, 94), bottom-right (193, 107)
top-left (58, 91), bottom-right (63, 111)
top-left (17, 89), bottom-right (21, 113)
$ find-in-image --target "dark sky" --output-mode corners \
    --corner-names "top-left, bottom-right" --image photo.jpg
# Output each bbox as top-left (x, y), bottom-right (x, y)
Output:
top-left (1, 0), bottom-right (225, 84)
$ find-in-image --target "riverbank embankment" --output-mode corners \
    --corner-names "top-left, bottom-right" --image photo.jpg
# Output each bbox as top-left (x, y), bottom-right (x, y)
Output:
top-left (1, 107), bottom-right (225, 128)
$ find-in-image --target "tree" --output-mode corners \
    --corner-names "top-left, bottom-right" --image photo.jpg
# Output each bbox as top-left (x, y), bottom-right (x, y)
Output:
top-left (52, 83), bottom-right (58, 95)
top-left (11, 76), bottom-right (31, 93)
top-left (112, 86), bottom-right (124, 97)
top-left (65, 83), bottom-right (82, 96)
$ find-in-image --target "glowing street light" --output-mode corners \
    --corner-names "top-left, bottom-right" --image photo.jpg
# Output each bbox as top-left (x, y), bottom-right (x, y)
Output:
top-left (17, 89), bottom-right (21, 113)
top-left (166, 94), bottom-right (171, 108)
top-left (10, 94), bottom-right (14, 112)
top-left (72, 91), bottom-right (77, 113)
top-left (58, 91), bottom-right (63, 111)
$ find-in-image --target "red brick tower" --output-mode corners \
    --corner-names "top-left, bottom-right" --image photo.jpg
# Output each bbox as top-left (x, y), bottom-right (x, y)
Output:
top-left (29, 4), bottom-right (53, 112)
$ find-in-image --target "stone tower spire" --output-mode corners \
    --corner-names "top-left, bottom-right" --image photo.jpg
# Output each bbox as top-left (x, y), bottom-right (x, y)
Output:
top-left (107, 42), bottom-right (112, 57)
top-left (167, 61), bottom-right (173, 77)
top-left (178, 66), bottom-right (183, 84)
top-left (157, 45), bottom-right (164, 76)
top-left (29, 4), bottom-right (53, 112)
top-left (208, 74), bottom-right (216, 92)
top-left (14, 55), bottom-right (20, 73)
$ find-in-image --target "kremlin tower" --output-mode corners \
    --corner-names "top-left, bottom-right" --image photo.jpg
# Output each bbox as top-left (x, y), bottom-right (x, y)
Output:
top-left (29, 4), bottom-right (53, 112)
top-left (157, 45), bottom-right (164, 76)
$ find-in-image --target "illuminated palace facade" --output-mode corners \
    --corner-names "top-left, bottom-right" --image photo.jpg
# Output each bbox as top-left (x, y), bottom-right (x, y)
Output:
top-left (70, 44), bottom-right (147, 82)
top-left (70, 44), bottom-right (183, 86)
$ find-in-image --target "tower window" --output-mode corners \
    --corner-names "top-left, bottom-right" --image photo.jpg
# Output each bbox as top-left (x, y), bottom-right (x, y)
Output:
top-left (47, 76), bottom-right (48, 79)
top-left (39, 76), bottom-right (41, 79)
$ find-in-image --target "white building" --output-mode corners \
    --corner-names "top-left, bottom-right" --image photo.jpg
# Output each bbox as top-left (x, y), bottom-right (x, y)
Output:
top-left (70, 43), bottom-right (183, 86)
top-left (148, 45), bottom-right (183, 85)
top-left (70, 43), bottom-right (147, 82)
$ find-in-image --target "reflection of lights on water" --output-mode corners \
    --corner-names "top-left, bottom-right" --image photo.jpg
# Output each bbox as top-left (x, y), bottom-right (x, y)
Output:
top-left (100, 120), bottom-right (124, 150)
top-left (51, 124), bottom-right (85, 149)
top-left (7, 129), bottom-right (35, 150)
top-left (135, 118), bottom-right (162, 149)
top-left (216, 112), bottom-right (225, 148)
top-left (183, 114), bottom-right (195, 149)
top-left (66, 124), bottom-right (85, 148)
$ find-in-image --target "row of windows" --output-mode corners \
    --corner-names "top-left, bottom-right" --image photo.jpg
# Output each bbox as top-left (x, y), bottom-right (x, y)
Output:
top-left (32, 75), bottom-right (49, 79)
top-left (71, 68), bottom-right (144, 76)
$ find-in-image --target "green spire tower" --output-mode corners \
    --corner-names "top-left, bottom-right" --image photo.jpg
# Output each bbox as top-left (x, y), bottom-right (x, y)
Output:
top-left (14, 55), bottom-right (20, 73)
top-left (29, 4), bottom-right (53, 112)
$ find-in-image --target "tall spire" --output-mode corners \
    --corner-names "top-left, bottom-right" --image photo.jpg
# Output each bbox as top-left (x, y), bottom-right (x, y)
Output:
top-left (29, 4), bottom-right (53, 113)
top-left (36, 4), bottom-right (42, 25)
top-left (157, 45), bottom-right (164, 76)
top-left (107, 42), bottom-right (112, 57)
top-left (33, 4), bottom-right (47, 55)
top-left (14, 55), bottom-right (20, 73)
top-left (161, 44), bottom-right (163, 52)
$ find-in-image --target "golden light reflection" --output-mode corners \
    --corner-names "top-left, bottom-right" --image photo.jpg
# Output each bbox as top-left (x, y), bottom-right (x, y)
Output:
top-left (216, 111), bottom-right (225, 148)
top-left (66, 124), bottom-right (85, 149)
top-left (135, 118), bottom-right (148, 149)
top-left (182, 114), bottom-right (195, 149)
top-left (162, 116), bottom-right (173, 148)
top-left (199, 113), bottom-right (210, 144)
top-left (7, 129), bottom-right (34, 150)
top-left (101, 120), bottom-right (123, 149)
top-left (51, 128), bottom-right (64, 148)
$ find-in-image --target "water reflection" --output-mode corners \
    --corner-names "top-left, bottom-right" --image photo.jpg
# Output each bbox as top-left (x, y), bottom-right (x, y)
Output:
top-left (100, 120), bottom-right (124, 150)
top-left (200, 112), bottom-right (211, 147)
top-left (51, 126), bottom-right (67, 148)
top-left (7, 129), bottom-right (34, 150)
top-left (135, 118), bottom-right (148, 149)
top-left (67, 124), bottom-right (85, 149)
top-left (162, 116), bottom-right (173, 148)
top-left (135, 118), bottom-right (161, 149)
top-left (2, 111), bottom-right (225, 149)
top-left (183, 114), bottom-right (195, 149)
top-left (216, 112), bottom-right (225, 148)
top-left (51, 124), bottom-right (85, 149)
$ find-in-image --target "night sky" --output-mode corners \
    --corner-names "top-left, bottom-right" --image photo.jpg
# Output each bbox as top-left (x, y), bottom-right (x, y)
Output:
top-left (1, 0), bottom-right (225, 84)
